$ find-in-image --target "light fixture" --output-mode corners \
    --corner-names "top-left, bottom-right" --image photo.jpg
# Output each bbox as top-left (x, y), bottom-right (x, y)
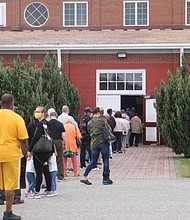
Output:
top-left (117, 52), bottom-right (127, 58)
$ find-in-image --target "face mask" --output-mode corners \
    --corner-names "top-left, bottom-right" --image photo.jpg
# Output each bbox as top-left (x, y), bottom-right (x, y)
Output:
top-left (34, 112), bottom-right (42, 120)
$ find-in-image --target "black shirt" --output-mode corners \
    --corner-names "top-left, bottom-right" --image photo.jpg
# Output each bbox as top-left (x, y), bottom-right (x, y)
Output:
top-left (48, 119), bottom-right (65, 140)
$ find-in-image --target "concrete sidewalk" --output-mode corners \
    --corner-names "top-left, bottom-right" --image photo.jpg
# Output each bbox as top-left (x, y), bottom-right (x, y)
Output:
top-left (1, 145), bottom-right (188, 220)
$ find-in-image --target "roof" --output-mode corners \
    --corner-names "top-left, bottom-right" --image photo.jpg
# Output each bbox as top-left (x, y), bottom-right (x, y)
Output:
top-left (1, 29), bottom-right (190, 51)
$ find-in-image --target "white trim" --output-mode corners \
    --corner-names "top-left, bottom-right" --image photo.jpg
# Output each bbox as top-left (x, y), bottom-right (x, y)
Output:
top-left (24, 2), bottom-right (49, 27)
top-left (63, 2), bottom-right (88, 27)
top-left (96, 69), bottom-right (146, 95)
top-left (124, 1), bottom-right (149, 26)
top-left (1, 43), bottom-right (190, 51)
top-left (0, 3), bottom-right (6, 27)
top-left (57, 48), bottom-right (62, 68)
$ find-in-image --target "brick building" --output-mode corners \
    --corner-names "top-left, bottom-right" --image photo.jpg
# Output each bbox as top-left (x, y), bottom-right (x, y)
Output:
top-left (0, 0), bottom-right (190, 144)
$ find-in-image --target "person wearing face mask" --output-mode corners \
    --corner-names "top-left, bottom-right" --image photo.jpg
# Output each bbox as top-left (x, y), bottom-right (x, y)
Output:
top-left (27, 106), bottom-right (54, 199)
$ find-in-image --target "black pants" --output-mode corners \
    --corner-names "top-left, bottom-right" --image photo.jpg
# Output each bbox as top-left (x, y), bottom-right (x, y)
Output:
top-left (33, 153), bottom-right (52, 192)
top-left (129, 133), bottom-right (140, 147)
top-left (80, 142), bottom-right (91, 168)
top-left (53, 139), bottom-right (64, 178)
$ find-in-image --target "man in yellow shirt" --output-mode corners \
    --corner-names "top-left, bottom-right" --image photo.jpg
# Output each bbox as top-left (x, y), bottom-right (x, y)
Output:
top-left (0, 93), bottom-right (28, 220)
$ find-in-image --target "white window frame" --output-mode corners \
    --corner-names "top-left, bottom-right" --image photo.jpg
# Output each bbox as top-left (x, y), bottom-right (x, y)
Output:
top-left (0, 3), bottom-right (6, 27)
top-left (186, 0), bottom-right (190, 25)
top-left (24, 2), bottom-right (49, 27)
top-left (123, 1), bottom-right (149, 26)
top-left (63, 2), bottom-right (88, 27)
top-left (96, 69), bottom-right (146, 95)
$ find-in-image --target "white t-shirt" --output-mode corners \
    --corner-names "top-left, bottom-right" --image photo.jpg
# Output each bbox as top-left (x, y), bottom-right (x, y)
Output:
top-left (48, 154), bottom-right (58, 172)
top-left (26, 158), bottom-right (35, 173)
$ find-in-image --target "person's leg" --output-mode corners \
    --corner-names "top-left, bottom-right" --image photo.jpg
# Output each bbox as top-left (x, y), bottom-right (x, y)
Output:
top-left (3, 160), bottom-right (22, 219)
top-left (113, 132), bottom-right (118, 152)
top-left (100, 142), bottom-right (113, 185)
top-left (70, 155), bottom-right (79, 176)
top-left (54, 139), bottom-right (64, 179)
top-left (26, 172), bottom-right (35, 193)
top-left (43, 165), bottom-right (52, 192)
top-left (135, 133), bottom-right (140, 147)
top-left (63, 156), bottom-right (67, 176)
top-left (33, 154), bottom-right (43, 193)
top-left (5, 190), bottom-right (14, 211)
top-left (80, 143), bottom-right (86, 168)
top-left (117, 132), bottom-right (122, 152)
top-left (83, 148), bottom-right (100, 177)
top-left (87, 147), bottom-right (91, 162)
top-left (51, 171), bottom-right (57, 192)
top-left (129, 133), bottom-right (135, 146)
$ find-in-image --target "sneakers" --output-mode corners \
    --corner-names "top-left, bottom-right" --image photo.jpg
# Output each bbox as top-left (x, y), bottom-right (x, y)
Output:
top-left (103, 179), bottom-right (113, 185)
top-left (80, 179), bottom-right (92, 185)
top-left (67, 168), bottom-right (73, 173)
top-left (13, 199), bottom-right (24, 205)
top-left (43, 191), bottom-right (54, 197)
top-left (25, 192), bottom-right (33, 197)
top-left (0, 199), bottom-right (4, 205)
top-left (92, 166), bottom-right (101, 170)
top-left (51, 191), bottom-right (58, 196)
top-left (28, 192), bottom-right (41, 199)
top-left (3, 211), bottom-right (21, 220)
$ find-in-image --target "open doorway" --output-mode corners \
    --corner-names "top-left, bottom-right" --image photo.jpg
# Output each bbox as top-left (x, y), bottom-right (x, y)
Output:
top-left (121, 95), bottom-right (143, 143)
top-left (121, 95), bottom-right (143, 120)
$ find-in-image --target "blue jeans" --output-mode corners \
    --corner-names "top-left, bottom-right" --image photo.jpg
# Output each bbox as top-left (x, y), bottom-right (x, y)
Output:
top-left (113, 131), bottom-right (122, 152)
top-left (126, 133), bottom-right (129, 145)
top-left (26, 172), bottom-right (36, 193)
top-left (0, 189), bottom-right (21, 201)
top-left (84, 142), bottom-right (109, 177)
top-left (51, 171), bottom-right (57, 192)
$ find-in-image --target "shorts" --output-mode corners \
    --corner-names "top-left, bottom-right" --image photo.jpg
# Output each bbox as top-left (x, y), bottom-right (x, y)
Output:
top-left (0, 160), bottom-right (20, 190)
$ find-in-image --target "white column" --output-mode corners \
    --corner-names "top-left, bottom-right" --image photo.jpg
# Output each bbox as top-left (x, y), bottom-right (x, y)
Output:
top-left (180, 47), bottom-right (184, 67)
top-left (57, 48), bottom-right (62, 69)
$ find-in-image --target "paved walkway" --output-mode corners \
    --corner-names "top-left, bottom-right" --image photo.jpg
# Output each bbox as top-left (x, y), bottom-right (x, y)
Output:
top-left (2, 145), bottom-right (188, 220)
top-left (78, 145), bottom-right (177, 179)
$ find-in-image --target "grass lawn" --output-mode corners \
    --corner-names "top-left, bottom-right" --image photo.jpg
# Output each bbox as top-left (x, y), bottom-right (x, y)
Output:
top-left (177, 158), bottom-right (190, 178)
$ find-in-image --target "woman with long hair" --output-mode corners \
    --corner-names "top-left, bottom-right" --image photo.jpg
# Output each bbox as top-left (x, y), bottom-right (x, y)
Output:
top-left (27, 106), bottom-right (54, 199)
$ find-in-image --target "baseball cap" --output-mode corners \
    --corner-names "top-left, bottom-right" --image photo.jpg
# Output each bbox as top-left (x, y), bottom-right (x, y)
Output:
top-left (84, 107), bottom-right (92, 114)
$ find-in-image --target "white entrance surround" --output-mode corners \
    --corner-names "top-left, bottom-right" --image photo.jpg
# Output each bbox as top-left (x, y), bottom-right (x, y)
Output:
top-left (96, 69), bottom-right (146, 111)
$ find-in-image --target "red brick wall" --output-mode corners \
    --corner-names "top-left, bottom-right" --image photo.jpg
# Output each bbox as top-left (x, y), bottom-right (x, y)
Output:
top-left (0, 52), bottom-right (183, 116)
top-left (0, 0), bottom-right (187, 30)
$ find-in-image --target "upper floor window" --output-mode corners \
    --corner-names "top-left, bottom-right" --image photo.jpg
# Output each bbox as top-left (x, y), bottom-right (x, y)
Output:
top-left (124, 1), bottom-right (149, 26)
top-left (97, 70), bottom-right (146, 95)
top-left (0, 3), bottom-right (6, 27)
top-left (63, 2), bottom-right (88, 26)
top-left (24, 2), bottom-right (49, 27)
top-left (186, 1), bottom-right (190, 24)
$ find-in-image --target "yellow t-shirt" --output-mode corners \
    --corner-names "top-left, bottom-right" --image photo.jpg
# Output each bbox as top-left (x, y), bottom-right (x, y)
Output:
top-left (0, 109), bottom-right (28, 162)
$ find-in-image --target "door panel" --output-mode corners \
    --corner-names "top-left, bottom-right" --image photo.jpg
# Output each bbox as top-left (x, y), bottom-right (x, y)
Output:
top-left (143, 98), bottom-right (158, 144)
top-left (96, 95), bottom-right (120, 111)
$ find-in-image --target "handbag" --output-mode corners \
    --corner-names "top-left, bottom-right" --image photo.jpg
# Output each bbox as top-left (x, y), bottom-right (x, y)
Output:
top-left (76, 138), bottom-right (82, 148)
top-left (33, 122), bottom-right (53, 153)
top-left (75, 126), bottom-right (82, 148)
top-left (102, 124), bottom-right (116, 143)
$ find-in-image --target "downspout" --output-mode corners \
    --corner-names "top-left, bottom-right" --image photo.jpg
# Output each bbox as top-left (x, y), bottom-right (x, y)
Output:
top-left (57, 48), bottom-right (62, 72)
top-left (180, 47), bottom-right (184, 67)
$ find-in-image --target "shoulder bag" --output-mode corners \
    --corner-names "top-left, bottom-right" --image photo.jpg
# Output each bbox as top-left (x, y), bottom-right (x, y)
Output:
top-left (102, 123), bottom-right (116, 143)
top-left (33, 122), bottom-right (53, 153)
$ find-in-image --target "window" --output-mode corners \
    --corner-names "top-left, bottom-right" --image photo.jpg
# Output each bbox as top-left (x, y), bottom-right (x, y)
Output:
top-left (24, 2), bottom-right (49, 27)
top-left (186, 1), bottom-right (190, 24)
top-left (124, 1), bottom-right (149, 26)
top-left (97, 70), bottom-right (146, 95)
top-left (0, 3), bottom-right (6, 27)
top-left (63, 2), bottom-right (88, 26)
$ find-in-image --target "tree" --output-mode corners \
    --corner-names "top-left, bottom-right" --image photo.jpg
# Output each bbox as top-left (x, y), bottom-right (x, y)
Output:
top-left (155, 56), bottom-right (190, 156)
top-left (0, 54), bottom-right (81, 124)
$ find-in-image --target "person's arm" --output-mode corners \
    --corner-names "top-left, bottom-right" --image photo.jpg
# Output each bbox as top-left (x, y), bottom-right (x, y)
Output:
top-left (62, 132), bottom-right (66, 149)
top-left (19, 139), bottom-right (28, 158)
